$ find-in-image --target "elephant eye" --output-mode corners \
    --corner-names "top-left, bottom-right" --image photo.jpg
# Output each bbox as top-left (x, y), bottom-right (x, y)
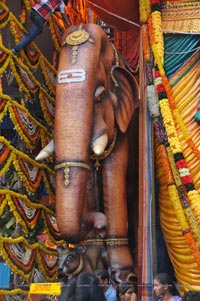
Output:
top-left (95, 86), bottom-right (106, 103)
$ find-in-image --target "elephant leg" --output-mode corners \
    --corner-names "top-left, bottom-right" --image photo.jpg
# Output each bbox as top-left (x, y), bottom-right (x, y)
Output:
top-left (102, 134), bottom-right (134, 271)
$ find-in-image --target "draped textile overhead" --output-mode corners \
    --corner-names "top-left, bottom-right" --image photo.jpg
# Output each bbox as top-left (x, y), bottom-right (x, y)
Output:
top-left (86, 0), bottom-right (140, 33)
top-left (86, 1), bottom-right (140, 75)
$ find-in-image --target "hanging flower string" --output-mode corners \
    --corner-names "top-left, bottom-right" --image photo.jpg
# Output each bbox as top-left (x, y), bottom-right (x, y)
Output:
top-left (152, 52), bottom-right (200, 210)
top-left (150, 0), bottom-right (164, 65)
top-left (48, 16), bottom-right (62, 51)
top-left (0, 236), bottom-right (58, 281)
top-left (0, 135), bottom-right (54, 191)
top-left (149, 1), bottom-right (200, 196)
top-left (157, 4), bottom-right (200, 260)
top-left (146, 4), bottom-right (200, 161)
top-left (0, 3), bottom-right (57, 88)
top-left (154, 67), bottom-right (200, 220)
top-left (19, 4), bottom-right (26, 26)
top-left (155, 98), bottom-right (200, 258)
top-left (139, 0), bottom-right (151, 23)
top-left (159, 68), bottom-right (200, 160)
top-left (0, 0), bottom-right (93, 290)
top-left (0, 93), bottom-right (52, 149)
top-left (0, 289), bottom-right (27, 296)
top-left (139, 0), bottom-right (200, 265)
top-left (0, 190), bottom-right (56, 232)
top-left (150, 0), bottom-right (200, 258)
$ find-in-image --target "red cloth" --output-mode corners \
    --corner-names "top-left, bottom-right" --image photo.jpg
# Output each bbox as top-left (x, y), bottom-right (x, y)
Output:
top-left (114, 30), bottom-right (139, 73)
top-left (86, 0), bottom-right (140, 74)
top-left (86, 0), bottom-right (140, 32)
top-left (33, 0), bottom-right (64, 20)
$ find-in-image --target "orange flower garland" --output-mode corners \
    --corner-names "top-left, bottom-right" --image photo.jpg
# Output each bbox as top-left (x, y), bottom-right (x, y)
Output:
top-left (140, 0), bottom-right (200, 266)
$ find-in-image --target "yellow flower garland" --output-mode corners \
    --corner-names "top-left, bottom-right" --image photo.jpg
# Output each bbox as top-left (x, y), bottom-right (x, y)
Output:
top-left (0, 197), bottom-right (7, 215)
top-left (0, 1), bottom-right (68, 285)
top-left (48, 16), bottom-right (62, 51)
top-left (139, 0), bottom-right (151, 22)
top-left (0, 288), bottom-right (27, 296)
top-left (151, 10), bottom-right (164, 64)
top-left (0, 136), bottom-right (54, 174)
top-left (140, 0), bottom-right (200, 267)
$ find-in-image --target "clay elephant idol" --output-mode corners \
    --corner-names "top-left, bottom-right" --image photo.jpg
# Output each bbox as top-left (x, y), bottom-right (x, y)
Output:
top-left (38, 23), bottom-right (139, 273)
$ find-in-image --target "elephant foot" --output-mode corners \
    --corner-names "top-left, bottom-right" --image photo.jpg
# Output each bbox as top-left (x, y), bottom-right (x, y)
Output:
top-left (105, 238), bottom-right (134, 271)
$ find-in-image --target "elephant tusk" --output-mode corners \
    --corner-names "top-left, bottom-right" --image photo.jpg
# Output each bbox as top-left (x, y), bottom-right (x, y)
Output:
top-left (92, 133), bottom-right (108, 155)
top-left (35, 139), bottom-right (55, 161)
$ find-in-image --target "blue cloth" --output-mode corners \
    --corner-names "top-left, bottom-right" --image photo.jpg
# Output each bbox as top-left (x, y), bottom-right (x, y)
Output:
top-left (13, 9), bottom-right (45, 53)
top-left (0, 262), bottom-right (11, 289)
top-left (158, 296), bottom-right (182, 301)
top-left (105, 284), bottom-right (117, 301)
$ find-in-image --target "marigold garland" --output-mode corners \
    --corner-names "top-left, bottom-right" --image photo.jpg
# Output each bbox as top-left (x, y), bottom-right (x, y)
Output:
top-left (0, 9), bottom-right (57, 93)
top-left (43, 171), bottom-right (56, 201)
top-left (0, 5), bottom-right (10, 29)
top-left (0, 197), bottom-right (7, 215)
top-left (140, 0), bottom-right (151, 22)
top-left (39, 88), bottom-right (55, 128)
top-left (151, 10), bottom-right (164, 64)
top-left (0, 93), bottom-right (53, 150)
top-left (7, 195), bottom-right (29, 233)
top-left (43, 212), bottom-right (64, 243)
top-left (39, 58), bottom-right (56, 93)
top-left (48, 15), bottom-right (63, 51)
top-left (0, 189), bottom-right (54, 214)
top-left (0, 0), bottom-right (72, 287)
top-left (0, 149), bottom-right (15, 178)
top-left (0, 53), bottom-right (10, 73)
top-left (0, 289), bottom-right (27, 296)
top-left (141, 25), bottom-right (151, 62)
top-left (0, 236), bottom-right (59, 281)
top-left (140, 0), bottom-right (200, 268)
top-left (9, 104), bottom-right (41, 149)
top-left (0, 136), bottom-right (55, 196)
top-left (25, 48), bottom-right (40, 66)
top-left (154, 68), bottom-right (200, 209)
top-left (167, 146), bottom-right (200, 243)
top-left (36, 251), bottom-right (58, 282)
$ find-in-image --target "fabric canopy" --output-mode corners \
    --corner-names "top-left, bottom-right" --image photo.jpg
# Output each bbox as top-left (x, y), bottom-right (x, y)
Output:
top-left (86, 0), bottom-right (140, 32)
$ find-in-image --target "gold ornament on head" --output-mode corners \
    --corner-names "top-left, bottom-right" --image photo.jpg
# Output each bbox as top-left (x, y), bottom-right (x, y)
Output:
top-left (65, 29), bottom-right (90, 46)
top-left (62, 24), bottom-right (94, 64)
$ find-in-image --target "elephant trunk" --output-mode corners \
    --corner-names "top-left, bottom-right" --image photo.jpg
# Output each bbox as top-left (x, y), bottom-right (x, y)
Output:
top-left (55, 67), bottom-right (94, 243)
top-left (55, 169), bottom-right (90, 242)
top-left (54, 25), bottom-right (104, 242)
top-left (55, 89), bottom-right (92, 243)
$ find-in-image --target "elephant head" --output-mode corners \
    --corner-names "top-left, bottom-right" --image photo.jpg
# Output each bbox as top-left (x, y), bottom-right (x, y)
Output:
top-left (55, 23), bottom-right (139, 271)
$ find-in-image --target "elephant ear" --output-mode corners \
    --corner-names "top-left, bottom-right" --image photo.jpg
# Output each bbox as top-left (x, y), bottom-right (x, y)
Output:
top-left (111, 66), bottom-right (139, 133)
